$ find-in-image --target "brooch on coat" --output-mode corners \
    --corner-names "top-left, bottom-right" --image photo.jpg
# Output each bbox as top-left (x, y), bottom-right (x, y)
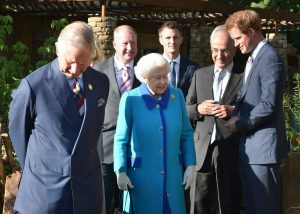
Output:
top-left (170, 93), bottom-right (176, 100)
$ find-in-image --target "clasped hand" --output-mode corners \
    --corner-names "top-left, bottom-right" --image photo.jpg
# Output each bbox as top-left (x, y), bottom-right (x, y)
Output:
top-left (197, 100), bottom-right (233, 119)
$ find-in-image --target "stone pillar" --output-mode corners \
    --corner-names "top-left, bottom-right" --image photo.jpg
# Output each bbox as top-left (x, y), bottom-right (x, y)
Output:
top-left (88, 17), bottom-right (117, 62)
top-left (270, 33), bottom-right (288, 68)
top-left (190, 26), bottom-right (214, 67)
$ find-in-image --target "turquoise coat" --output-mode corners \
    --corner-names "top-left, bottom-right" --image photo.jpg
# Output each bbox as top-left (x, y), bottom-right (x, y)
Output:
top-left (114, 83), bottom-right (196, 214)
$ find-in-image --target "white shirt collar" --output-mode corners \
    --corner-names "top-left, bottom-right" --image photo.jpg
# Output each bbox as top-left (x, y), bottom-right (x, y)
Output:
top-left (113, 54), bottom-right (134, 71)
top-left (214, 62), bottom-right (233, 75)
top-left (251, 39), bottom-right (267, 60)
top-left (164, 54), bottom-right (181, 64)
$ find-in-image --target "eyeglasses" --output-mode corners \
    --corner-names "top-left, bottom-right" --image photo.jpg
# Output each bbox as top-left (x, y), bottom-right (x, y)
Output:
top-left (211, 48), bottom-right (232, 56)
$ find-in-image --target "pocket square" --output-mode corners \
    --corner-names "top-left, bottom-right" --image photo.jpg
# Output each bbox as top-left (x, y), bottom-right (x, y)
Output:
top-left (97, 98), bottom-right (105, 107)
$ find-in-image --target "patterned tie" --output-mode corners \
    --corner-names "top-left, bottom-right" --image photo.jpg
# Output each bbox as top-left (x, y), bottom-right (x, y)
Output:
top-left (244, 55), bottom-right (253, 84)
top-left (120, 65), bottom-right (132, 94)
top-left (170, 61), bottom-right (176, 87)
top-left (72, 78), bottom-right (85, 117)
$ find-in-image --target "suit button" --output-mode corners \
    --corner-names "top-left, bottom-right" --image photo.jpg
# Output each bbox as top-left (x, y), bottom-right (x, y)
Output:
top-left (160, 148), bottom-right (164, 154)
top-left (156, 104), bottom-right (160, 109)
top-left (167, 193), bottom-right (170, 197)
top-left (160, 170), bottom-right (165, 175)
top-left (158, 126), bottom-right (163, 131)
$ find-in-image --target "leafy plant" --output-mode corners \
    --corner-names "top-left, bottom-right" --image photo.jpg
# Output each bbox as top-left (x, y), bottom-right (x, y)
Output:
top-left (0, 15), bottom-right (30, 129)
top-left (34, 18), bottom-right (68, 69)
top-left (284, 72), bottom-right (300, 152)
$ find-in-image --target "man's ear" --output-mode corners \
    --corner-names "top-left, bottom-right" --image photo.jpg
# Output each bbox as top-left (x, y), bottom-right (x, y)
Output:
top-left (55, 42), bottom-right (59, 56)
top-left (248, 28), bottom-right (255, 37)
top-left (159, 37), bottom-right (164, 46)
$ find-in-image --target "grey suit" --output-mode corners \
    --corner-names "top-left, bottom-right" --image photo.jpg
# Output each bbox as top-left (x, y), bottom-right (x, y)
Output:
top-left (234, 42), bottom-right (288, 214)
top-left (94, 56), bottom-right (140, 213)
top-left (186, 64), bottom-right (243, 214)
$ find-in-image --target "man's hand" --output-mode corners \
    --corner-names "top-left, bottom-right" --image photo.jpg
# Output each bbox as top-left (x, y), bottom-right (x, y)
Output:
top-left (197, 100), bottom-right (218, 116)
top-left (225, 116), bottom-right (239, 132)
top-left (212, 104), bottom-right (234, 119)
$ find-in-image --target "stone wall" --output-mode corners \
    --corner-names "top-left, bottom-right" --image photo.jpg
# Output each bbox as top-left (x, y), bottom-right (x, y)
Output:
top-left (88, 17), bottom-right (117, 62)
top-left (269, 33), bottom-right (288, 68)
top-left (190, 26), bottom-right (214, 67)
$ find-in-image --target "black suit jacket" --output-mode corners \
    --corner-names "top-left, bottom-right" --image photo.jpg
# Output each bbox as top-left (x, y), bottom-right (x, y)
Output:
top-left (186, 64), bottom-right (243, 171)
top-left (177, 57), bottom-right (200, 98)
top-left (95, 56), bottom-right (140, 164)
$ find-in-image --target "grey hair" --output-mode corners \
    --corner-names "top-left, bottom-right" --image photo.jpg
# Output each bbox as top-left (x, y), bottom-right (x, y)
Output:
top-left (134, 53), bottom-right (170, 83)
top-left (56, 21), bottom-right (96, 59)
top-left (210, 25), bottom-right (234, 47)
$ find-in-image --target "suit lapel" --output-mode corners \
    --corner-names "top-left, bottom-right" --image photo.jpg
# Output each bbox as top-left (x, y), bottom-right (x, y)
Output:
top-left (241, 43), bottom-right (269, 97)
top-left (44, 59), bottom-right (82, 131)
top-left (105, 57), bottom-right (121, 99)
top-left (221, 66), bottom-right (243, 103)
top-left (178, 58), bottom-right (187, 86)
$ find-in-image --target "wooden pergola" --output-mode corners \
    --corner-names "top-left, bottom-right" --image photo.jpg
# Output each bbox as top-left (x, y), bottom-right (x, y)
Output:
top-left (1, 0), bottom-right (300, 32)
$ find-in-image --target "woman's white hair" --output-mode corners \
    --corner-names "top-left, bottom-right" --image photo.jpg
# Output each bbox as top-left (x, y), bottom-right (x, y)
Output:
top-left (135, 53), bottom-right (170, 83)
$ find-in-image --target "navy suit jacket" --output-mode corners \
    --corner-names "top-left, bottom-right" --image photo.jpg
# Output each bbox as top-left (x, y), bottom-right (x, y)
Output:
top-left (9, 59), bottom-right (109, 214)
top-left (234, 42), bottom-right (288, 164)
top-left (177, 57), bottom-right (200, 98)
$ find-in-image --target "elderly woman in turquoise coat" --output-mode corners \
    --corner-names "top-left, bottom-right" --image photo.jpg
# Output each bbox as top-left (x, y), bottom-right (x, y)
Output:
top-left (114, 53), bottom-right (196, 214)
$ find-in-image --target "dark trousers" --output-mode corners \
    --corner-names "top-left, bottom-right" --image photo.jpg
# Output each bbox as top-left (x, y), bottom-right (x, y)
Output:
top-left (102, 163), bottom-right (120, 214)
top-left (191, 143), bottom-right (241, 214)
top-left (239, 159), bottom-right (281, 214)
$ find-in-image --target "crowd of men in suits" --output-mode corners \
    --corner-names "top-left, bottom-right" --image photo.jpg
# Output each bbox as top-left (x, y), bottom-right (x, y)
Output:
top-left (8, 9), bottom-right (288, 214)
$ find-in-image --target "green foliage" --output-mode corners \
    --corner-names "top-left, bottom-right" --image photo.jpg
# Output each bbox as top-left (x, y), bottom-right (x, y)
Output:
top-left (0, 16), bottom-right (30, 127)
top-left (284, 72), bottom-right (300, 152)
top-left (0, 16), bottom-right (69, 176)
top-left (33, 18), bottom-right (68, 69)
top-left (209, 0), bottom-right (300, 12)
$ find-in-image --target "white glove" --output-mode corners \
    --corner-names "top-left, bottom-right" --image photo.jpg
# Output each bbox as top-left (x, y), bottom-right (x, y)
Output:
top-left (182, 165), bottom-right (195, 190)
top-left (116, 172), bottom-right (134, 190)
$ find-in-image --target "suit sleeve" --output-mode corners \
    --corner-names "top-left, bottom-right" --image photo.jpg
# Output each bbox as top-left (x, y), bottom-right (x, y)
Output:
top-left (186, 70), bottom-right (204, 121)
top-left (113, 92), bottom-right (132, 173)
top-left (178, 89), bottom-right (196, 167)
top-left (236, 52), bottom-right (285, 133)
top-left (9, 78), bottom-right (35, 170)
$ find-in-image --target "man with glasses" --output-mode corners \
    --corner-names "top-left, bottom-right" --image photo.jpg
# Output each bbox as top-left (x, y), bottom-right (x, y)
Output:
top-left (186, 25), bottom-right (243, 214)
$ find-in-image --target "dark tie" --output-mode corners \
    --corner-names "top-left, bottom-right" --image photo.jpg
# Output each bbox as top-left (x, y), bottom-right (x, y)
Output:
top-left (72, 78), bottom-right (84, 117)
top-left (120, 65), bottom-right (131, 94)
top-left (170, 61), bottom-right (176, 87)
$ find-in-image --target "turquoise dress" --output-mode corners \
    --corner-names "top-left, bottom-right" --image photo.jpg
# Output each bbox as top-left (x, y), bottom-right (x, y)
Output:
top-left (114, 83), bottom-right (196, 214)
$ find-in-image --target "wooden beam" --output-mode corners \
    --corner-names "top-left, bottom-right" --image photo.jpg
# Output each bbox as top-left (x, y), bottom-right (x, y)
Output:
top-left (115, 0), bottom-right (300, 23)
top-left (101, 0), bottom-right (106, 17)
